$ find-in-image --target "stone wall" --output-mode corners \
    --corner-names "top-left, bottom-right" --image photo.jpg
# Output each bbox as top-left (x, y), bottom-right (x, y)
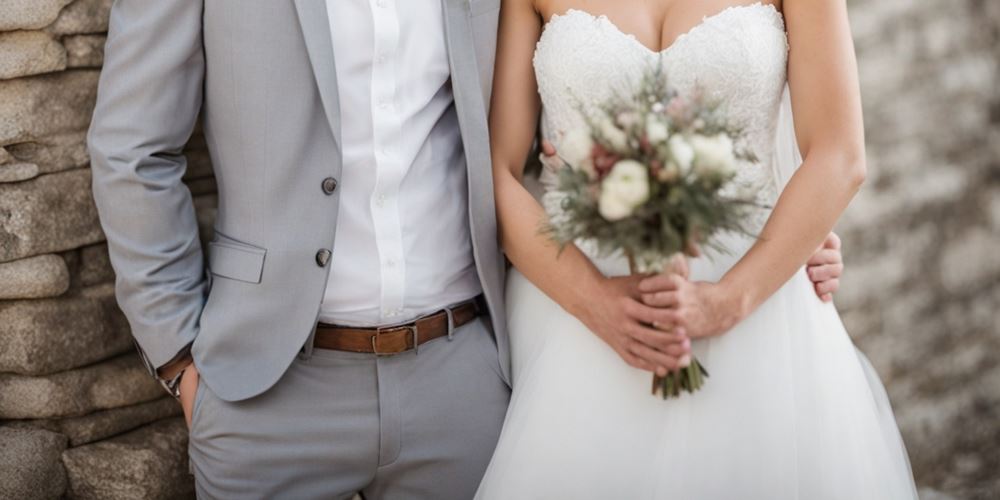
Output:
top-left (0, 1), bottom-right (209, 498)
top-left (840, 1), bottom-right (1000, 499)
top-left (0, 0), bottom-right (996, 499)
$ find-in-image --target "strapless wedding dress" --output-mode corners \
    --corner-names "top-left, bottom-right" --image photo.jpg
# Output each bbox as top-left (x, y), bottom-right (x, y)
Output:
top-left (475, 4), bottom-right (919, 499)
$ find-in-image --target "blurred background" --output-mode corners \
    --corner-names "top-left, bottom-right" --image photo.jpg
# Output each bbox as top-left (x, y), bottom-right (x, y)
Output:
top-left (0, 0), bottom-right (997, 498)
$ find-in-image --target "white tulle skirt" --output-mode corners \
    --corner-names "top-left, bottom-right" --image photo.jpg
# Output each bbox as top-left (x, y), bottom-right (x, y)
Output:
top-left (475, 232), bottom-right (919, 499)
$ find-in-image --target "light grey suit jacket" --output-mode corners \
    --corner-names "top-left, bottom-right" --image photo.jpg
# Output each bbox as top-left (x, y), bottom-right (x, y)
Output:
top-left (88, 0), bottom-right (506, 402)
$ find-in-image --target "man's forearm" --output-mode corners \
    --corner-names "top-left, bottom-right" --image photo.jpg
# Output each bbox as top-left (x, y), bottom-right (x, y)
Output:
top-left (156, 346), bottom-right (194, 380)
top-left (88, 0), bottom-right (209, 377)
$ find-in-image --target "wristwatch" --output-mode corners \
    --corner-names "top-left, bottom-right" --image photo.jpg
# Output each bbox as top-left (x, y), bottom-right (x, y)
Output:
top-left (160, 366), bottom-right (187, 399)
top-left (134, 337), bottom-right (194, 399)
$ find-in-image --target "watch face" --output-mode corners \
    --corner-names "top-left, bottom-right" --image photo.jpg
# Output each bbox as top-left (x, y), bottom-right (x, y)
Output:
top-left (160, 376), bottom-right (182, 398)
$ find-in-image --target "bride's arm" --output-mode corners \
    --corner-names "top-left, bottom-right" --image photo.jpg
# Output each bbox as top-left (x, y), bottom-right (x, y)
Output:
top-left (640, 0), bottom-right (866, 336)
top-left (490, 0), bottom-right (690, 375)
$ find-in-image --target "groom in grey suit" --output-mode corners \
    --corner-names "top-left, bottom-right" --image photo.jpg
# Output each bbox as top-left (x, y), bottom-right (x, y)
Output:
top-left (88, 0), bottom-right (847, 498)
top-left (89, 0), bottom-right (508, 498)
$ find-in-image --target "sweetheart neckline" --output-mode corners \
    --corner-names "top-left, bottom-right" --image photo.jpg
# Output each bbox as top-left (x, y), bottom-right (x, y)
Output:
top-left (544, 2), bottom-right (785, 56)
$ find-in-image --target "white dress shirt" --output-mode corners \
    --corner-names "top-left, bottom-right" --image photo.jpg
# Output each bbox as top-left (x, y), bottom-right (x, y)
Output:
top-left (320, 0), bottom-right (482, 326)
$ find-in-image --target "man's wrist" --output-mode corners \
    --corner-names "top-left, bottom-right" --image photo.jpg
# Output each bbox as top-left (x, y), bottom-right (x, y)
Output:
top-left (156, 352), bottom-right (194, 380)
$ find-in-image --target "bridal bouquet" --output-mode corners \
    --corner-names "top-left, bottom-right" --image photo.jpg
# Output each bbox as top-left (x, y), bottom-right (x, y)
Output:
top-left (544, 67), bottom-right (760, 399)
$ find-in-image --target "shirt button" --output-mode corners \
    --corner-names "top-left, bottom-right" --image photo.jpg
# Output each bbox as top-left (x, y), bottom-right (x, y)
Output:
top-left (315, 249), bottom-right (332, 267)
top-left (385, 259), bottom-right (396, 268)
top-left (376, 0), bottom-right (388, 8)
top-left (321, 177), bottom-right (338, 195)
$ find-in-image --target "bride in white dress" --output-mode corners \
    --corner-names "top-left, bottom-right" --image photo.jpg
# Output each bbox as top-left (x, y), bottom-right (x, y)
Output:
top-left (477, 1), bottom-right (919, 498)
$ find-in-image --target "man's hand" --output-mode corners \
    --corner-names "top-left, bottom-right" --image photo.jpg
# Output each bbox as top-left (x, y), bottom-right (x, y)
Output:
top-left (806, 232), bottom-right (844, 302)
top-left (573, 274), bottom-right (692, 377)
top-left (539, 139), bottom-right (560, 170)
top-left (178, 362), bottom-right (199, 431)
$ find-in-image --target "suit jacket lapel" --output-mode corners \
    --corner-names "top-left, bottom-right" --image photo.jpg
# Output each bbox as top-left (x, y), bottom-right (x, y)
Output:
top-left (441, 0), bottom-right (490, 174)
top-left (293, 0), bottom-right (342, 149)
top-left (442, 0), bottom-right (508, 371)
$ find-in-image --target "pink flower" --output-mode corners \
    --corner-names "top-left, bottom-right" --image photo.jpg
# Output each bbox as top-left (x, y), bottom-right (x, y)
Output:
top-left (591, 143), bottom-right (621, 180)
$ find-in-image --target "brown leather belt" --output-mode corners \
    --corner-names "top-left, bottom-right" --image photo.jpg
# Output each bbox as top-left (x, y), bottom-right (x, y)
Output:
top-left (313, 297), bottom-right (483, 355)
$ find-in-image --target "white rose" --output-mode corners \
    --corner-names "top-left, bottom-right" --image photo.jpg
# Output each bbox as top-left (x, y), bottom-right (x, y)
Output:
top-left (668, 135), bottom-right (695, 174)
top-left (646, 116), bottom-right (670, 144)
top-left (598, 118), bottom-right (629, 151)
top-left (690, 133), bottom-right (737, 176)
top-left (559, 129), bottom-right (596, 178)
top-left (599, 160), bottom-right (650, 221)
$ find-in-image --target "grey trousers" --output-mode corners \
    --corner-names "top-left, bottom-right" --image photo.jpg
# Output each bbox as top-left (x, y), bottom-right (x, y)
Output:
top-left (187, 316), bottom-right (511, 499)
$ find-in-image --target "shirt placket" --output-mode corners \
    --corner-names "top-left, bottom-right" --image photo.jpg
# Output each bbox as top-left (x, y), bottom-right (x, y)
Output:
top-left (369, 0), bottom-right (406, 322)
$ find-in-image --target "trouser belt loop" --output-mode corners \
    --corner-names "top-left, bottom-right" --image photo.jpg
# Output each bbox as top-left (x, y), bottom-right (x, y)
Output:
top-left (445, 306), bottom-right (456, 341)
top-left (298, 322), bottom-right (317, 360)
top-left (411, 323), bottom-right (421, 355)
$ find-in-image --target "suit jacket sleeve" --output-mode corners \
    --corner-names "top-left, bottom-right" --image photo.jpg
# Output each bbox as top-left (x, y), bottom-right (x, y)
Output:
top-left (87, 0), bottom-right (208, 378)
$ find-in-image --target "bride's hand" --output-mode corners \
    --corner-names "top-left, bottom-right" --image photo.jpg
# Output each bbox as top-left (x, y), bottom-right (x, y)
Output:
top-left (638, 273), bottom-right (747, 340)
top-left (573, 275), bottom-right (692, 377)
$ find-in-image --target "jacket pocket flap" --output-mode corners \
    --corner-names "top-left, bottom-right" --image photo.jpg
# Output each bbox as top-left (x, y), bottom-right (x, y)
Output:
top-left (207, 240), bottom-right (266, 284)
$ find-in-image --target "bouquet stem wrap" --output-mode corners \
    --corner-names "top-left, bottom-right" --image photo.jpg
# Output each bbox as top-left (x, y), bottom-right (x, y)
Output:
top-left (627, 252), bottom-right (709, 399)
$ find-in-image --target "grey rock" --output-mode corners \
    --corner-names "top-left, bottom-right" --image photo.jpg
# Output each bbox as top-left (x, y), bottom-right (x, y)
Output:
top-left (62, 418), bottom-right (195, 500)
top-left (77, 242), bottom-right (114, 287)
top-left (4, 130), bottom-right (91, 176)
top-left (0, 352), bottom-right (163, 419)
top-left (0, 0), bottom-right (74, 31)
top-left (5, 396), bottom-right (181, 446)
top-left (0, 427), bottom-right (68, 500)
top-left (0, 253), bottom-right (69, 299)
top-left (0, 70), bottom-right (99, 145)
top-left (0, 283), bottom-right (133, 375)
top-left (0, 161), bottom-right (39, 182)
top-left (0, 30), bottom-right (66, 80)
top-left (47, 0), bottom-right (113, 36)
top-left (939, 227), bottom-right (1000, 294)
top-left (64, 34), bottom-right (105, 68)
top-left (0, 167), bottom-right (105, 263)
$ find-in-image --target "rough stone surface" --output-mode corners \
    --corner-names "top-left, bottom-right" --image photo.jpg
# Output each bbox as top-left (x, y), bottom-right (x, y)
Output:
top-left (4, 130), bottom-right (91, 176)
top-left (62, 418), bottom-right (195, 500)
top-left (0, 352), bottom-right (163, 419)
top-left (839, 1), bottom-right (1000, 499)
top-left (0, 161), bottom-right (39, 182)
top-left (69, 242), bottom-right (115, 287)
top-left (0, 283), bottom-right (132, 375)
top-left (0, 167), bottom-right (104, 263)
top-left (0, 69), bottom-right (98, 145)
top-left (5, 396), bottom-right (181, 446)
top-left (47, 0), bottom-right (111, 36)
top-left (0, 253), bottom-right (69, 299)
top-left (0, 427), bottom-right (68, 500)
top-left (64, 34), bottom-right (105, 68)
top-left (0, 30), bottom-right (66, 80)
top-left (0, 0), bottom-right (74, 31)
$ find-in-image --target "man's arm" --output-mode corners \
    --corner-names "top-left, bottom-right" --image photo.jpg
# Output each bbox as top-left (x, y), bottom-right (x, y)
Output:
top-left (87, 0), bottom-right (207, 385)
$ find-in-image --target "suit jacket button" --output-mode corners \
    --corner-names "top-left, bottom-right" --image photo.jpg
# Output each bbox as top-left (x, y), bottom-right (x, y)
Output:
top-left (315, 249), bottom-right (332, 267)
top-left (321, 177), bottom-right (338, 195)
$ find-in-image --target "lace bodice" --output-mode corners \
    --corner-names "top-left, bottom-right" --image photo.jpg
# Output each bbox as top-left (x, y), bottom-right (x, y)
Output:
top-left (534, 3), bottom-right (790, 228)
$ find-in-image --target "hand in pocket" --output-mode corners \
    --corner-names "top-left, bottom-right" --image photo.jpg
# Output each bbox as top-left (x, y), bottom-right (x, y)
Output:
top-left (178, 363), bottom-right (200, 431)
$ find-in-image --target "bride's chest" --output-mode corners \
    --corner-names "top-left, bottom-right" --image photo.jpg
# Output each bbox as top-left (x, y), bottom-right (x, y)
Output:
top-left (533, 5), bottom-right (789, 121)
